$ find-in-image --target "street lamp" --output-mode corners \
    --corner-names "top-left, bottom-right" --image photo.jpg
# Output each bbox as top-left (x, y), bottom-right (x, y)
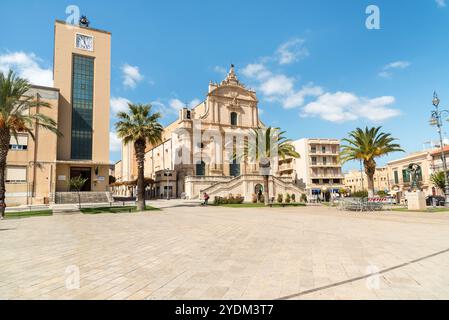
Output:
top-left (429, 92), bottom-right (449, 207)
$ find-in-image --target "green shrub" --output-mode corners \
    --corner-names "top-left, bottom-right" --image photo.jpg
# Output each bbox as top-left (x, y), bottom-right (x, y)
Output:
top-left (300, 194), bottom-right (307, 203)
top-left (352, 190), bottom-right (368, 198)
top-left (258, 194), bottom-right (265, 204)
top-left (285, 193), bottom-right (291, 204)
top-left (277, 194), bottom-right (283, 203)
top-left (291, 194), bottom-right (296, 203)
top-left (377, 190), bottom-right (388, 197)
top-left (214, 196), bottom-right (244, 205)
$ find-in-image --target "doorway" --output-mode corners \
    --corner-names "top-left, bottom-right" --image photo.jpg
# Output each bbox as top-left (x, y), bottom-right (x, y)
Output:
top-left (70, 167), bottom-right (92, 191)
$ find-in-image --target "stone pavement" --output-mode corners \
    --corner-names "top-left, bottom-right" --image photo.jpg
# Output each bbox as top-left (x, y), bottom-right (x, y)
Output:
top-left (1, 203), bottom-right (449, 300)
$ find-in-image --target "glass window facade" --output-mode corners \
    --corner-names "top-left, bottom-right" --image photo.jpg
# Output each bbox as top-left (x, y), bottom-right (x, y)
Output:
top-left (71, 55), bottom-right (94, 160)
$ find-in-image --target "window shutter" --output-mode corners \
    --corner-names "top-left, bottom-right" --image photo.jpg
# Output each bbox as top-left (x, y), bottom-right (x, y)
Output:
top-left (10, 134), bottom-right (28, 146)
top-left (6, 167), bottom-right (27, 182)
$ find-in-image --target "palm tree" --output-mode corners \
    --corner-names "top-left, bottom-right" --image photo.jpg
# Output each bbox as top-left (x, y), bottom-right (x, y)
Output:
top-left (115, 104), bottom-right (163, 211)
top-left (0, 70), bottom-right (60, 219)
top-left (340, 127), bottom-right (403, 198)
top-left (430, 171), bottom-right (447, 193)
top-left (242, 127), bottom-right (300, 205)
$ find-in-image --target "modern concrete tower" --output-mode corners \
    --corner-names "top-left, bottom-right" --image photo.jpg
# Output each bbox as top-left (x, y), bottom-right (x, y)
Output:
top-left (53, 19), bottom-right (111, 192)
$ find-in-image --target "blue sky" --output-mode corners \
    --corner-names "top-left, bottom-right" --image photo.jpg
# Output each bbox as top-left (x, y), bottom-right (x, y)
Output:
top-left (1, 0), bottom-right (449, 170)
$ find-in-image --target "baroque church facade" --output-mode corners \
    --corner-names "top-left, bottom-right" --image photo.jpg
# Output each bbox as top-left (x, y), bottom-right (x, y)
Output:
top-left (115, 66), bottom-right (304, 201)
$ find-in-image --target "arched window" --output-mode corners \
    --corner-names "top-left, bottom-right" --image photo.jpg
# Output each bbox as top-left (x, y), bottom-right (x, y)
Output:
top-left (230, 112), bottom-right (238, 126)
top-left (196, 161), bottom-right (206, 176)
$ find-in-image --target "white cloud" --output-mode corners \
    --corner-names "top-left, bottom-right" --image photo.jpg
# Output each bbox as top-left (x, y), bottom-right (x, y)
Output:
top-left (378, 60), bottom-right (410, 78)
top-left (110, 132), bottom-right (122, 152)
top-left (283, 85), bottom-right (324, 109)
top-left (169, 99), bottom-right (185, 112)
top-left (238, 39), bottom-right (316, 109)
top-left (213, 66), bottom-right (227, 77)
top-left (189, 98), bottom-right (201, 107)
top-left (241, 62), bottom-right (321, 109)
top-left (378, 71), bottom-right (393, 79)
top-left (241, 63), bottom-right (272, 80)
top-left (259, 74), bottom-right (295, 97)
top-left (121, 64), bottom-right (143, 88)
top-left (0, 51), bottom-right (53, 87)
top-left (436, 0), bottom-right (446, 7)
top-left (276, 38), bottom-right (309, 65)
top-left (385, 61), bottom-right (411, 69)
top-left (110, 97), bottom-right (131, 115)
top-left (302, 92), bottom-right (400, 123)
top-left (238, 39), bottom-right (399, 124)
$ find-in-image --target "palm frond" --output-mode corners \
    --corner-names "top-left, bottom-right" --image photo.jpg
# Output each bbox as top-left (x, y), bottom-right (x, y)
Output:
top-left (0, 69), bottom-right (61, 140)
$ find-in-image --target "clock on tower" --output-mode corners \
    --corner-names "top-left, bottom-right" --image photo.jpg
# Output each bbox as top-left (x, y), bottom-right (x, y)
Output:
top-left (75, 33), bottom-right (94, 51)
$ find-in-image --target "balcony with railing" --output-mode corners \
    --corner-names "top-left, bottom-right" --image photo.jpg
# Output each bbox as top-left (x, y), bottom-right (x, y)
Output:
top-left (279, 162), bottom-right (294, 172)
top-left (310, 169), bottom-right (344, 179)
top-left (310, 162), bottom-right (341, 168)
top-left (309, 149), bottom-right (339, 156)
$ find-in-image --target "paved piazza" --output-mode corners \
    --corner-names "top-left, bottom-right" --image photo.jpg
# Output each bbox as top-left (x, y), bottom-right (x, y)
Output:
top-left (1, 202), bottom-right (449, 300)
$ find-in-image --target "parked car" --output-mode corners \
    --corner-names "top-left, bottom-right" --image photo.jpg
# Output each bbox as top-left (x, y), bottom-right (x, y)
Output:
top-left (426, 196), bottom-right (445, 207)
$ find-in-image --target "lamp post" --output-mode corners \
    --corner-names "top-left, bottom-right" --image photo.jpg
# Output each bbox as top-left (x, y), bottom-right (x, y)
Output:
top-left (430, 92), bottom-right (449, 207)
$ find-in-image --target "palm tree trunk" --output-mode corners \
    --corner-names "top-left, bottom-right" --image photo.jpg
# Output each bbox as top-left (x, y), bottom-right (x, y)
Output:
top-left (0, 130), bottom-right (10, 219)
top-left (134, 140), bottom-right (146, 211)
top-left (367, 174), bottom-right (375, 198)
top-left (364, 160), bottom-right (376, 198)
top-left (263, 175), bottom-right (269, 206)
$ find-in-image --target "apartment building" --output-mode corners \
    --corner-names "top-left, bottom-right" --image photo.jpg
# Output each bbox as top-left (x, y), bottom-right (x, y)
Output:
top-left (288, 139), bottom-right (344, 199)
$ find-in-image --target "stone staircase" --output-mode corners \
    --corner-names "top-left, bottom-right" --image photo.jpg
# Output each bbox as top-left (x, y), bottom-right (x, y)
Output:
top-left (54, 192), bottom-right (112, 204)
top-left (199, 175), bottom-right (305, 202)
top-left (200, 176), bottom-right (244, 197)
